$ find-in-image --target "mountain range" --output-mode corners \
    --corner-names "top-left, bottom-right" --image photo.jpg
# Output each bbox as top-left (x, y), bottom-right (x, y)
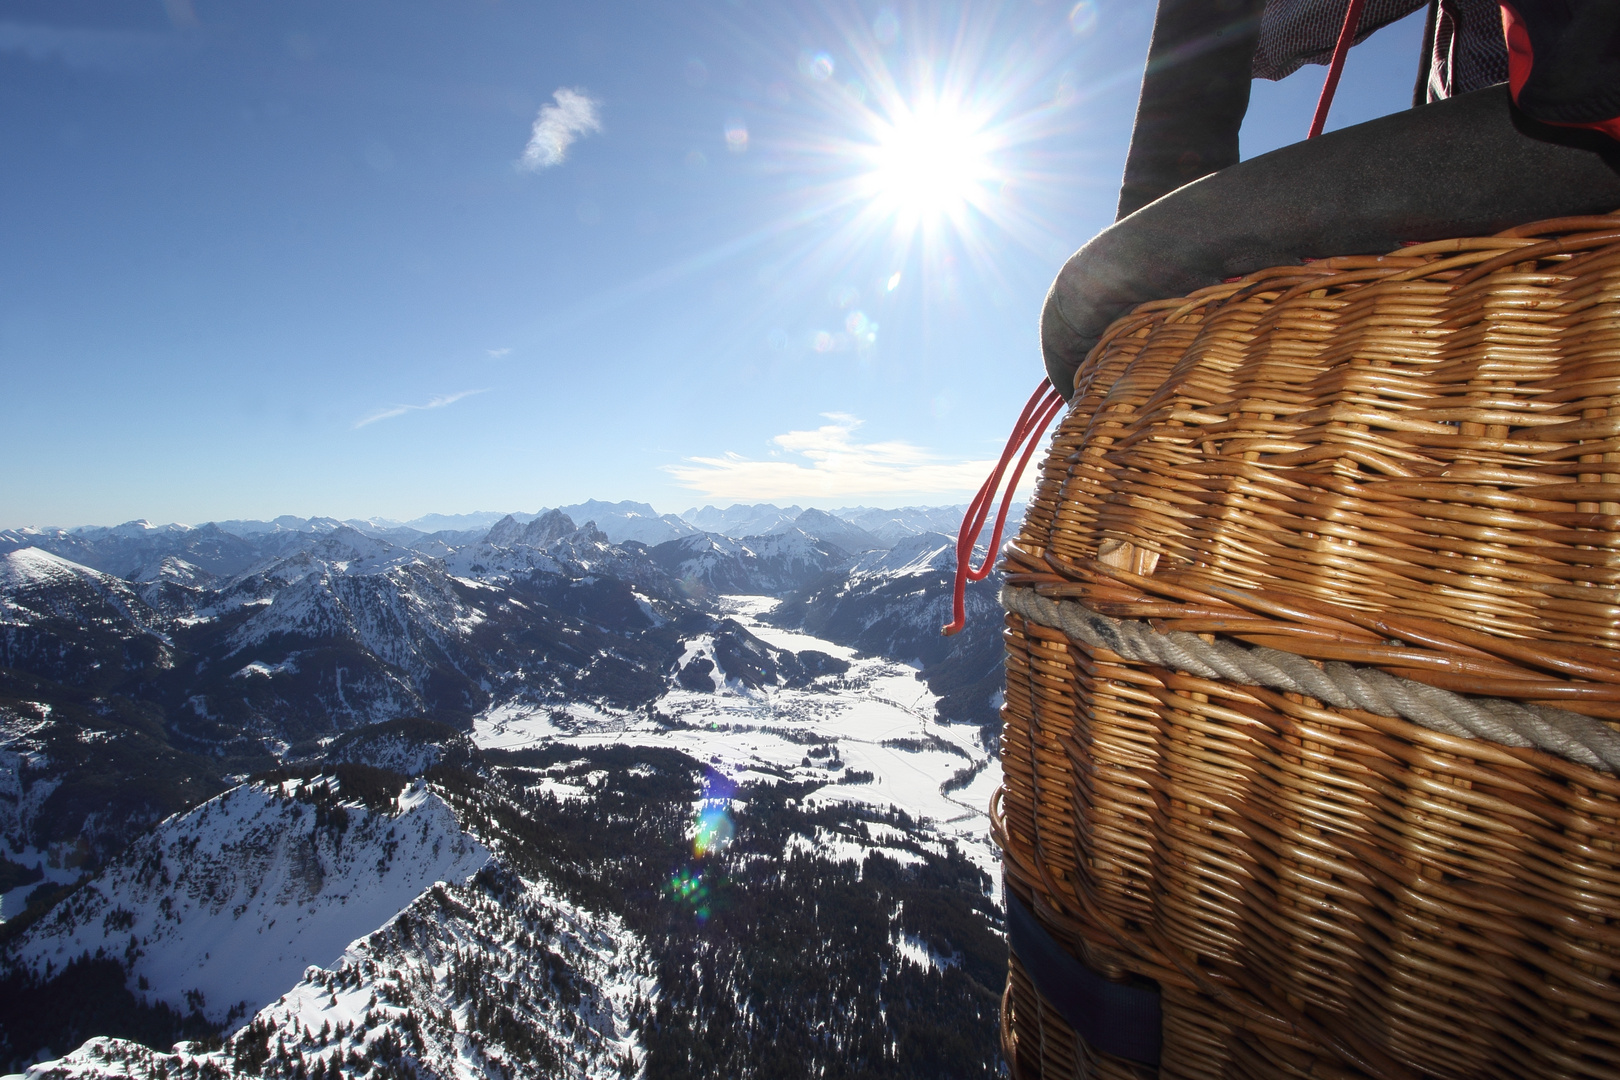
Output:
top-left (0, 501), bottom-right (1016, 1078)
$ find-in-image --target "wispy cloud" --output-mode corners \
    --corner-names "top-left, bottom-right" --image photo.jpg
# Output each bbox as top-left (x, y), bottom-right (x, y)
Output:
top-left (354, 389), bottom-right (488, 430)
top-left (519, 88), bottom-right (602, 170)
top-left (666, 414), bottom-right (1020, 500)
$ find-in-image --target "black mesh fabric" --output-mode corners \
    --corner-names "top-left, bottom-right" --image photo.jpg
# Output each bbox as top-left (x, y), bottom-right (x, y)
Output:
top-left (1252, 0), bottom-right (1427, 80)
top-left (1252, 0), bottom-right (1506, 98)
top-left (1425, 0), bottom-right (1510, 100)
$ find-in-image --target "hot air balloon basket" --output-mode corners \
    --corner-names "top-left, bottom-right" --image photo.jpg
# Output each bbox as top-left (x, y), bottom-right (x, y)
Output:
top-left (995, 213), bottom-right (1620, 1080)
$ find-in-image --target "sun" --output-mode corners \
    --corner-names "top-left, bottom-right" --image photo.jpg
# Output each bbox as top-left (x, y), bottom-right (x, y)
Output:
top-left (864, 102), bottom-right (996, 227)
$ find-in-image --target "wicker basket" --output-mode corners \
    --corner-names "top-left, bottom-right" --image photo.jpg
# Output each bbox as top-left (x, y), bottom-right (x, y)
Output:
top-left (996, 213), bottom-right (1620, 1080)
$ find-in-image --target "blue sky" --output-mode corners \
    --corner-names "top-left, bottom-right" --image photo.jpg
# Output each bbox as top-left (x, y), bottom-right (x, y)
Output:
top-left (0, 0), bottom-right (1430, 528)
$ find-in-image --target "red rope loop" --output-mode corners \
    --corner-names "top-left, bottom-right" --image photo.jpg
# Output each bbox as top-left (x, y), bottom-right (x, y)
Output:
top-left (942, 380), bottom-right (1064, 636)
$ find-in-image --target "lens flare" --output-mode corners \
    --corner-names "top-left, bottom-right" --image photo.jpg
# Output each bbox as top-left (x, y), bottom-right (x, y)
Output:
top-left (668, 769), bottom-right (739, 922)
top-left (664, 867), bottom-right (713, 921)
top-left (693, 808), bottom-right (734, 856)
top-left (692, 768), bottom-right (736, 857)
top-left (1068, 2), bottom-right (1098, 36)
top-left (799, 50), bottom-right (835, 81)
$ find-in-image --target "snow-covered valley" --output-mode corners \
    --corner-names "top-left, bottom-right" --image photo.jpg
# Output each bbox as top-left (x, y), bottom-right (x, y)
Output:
top-left (476, 596), bottom-right (1002, 880)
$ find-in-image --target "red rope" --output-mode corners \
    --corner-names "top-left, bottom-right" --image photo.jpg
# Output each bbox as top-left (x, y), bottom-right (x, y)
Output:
top-left (1307, 0), bottom-right (1368, 139)
top-left (942, 380), bottom-right (1064, 636)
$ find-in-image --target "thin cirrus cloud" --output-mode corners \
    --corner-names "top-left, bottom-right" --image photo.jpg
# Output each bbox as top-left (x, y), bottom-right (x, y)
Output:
top-left (665, 414), bottom-right (1016, 501)
top-left (353, 389), bottom-right (488, 430)
top-left (519, 87), bottom-right (602, 170)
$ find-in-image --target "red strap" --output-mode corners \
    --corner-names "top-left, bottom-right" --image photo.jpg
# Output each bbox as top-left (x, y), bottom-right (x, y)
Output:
top-left (942, 380), bottom-right (1064, 636)
top-left (1307, 0), bottom-right (1368, 139)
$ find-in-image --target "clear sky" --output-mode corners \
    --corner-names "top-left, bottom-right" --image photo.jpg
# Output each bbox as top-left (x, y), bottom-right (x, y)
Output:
top-left (1, 0), bottom-right (1430, 528)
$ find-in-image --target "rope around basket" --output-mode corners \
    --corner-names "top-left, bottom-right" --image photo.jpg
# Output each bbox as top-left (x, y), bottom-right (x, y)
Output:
top-left (1001, 584), bottom-right (1620, 774)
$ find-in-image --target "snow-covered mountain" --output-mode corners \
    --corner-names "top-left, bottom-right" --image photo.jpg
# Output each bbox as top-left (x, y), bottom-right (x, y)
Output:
top-left (1, 548), bottom-right (161, 635)
top-left (648, 530), bottom-right (849, 598)
top-left (0, 499), bottom-right (1016, 1078)
top-left (557, 500), bottom-right (698, 546)
top-left (11, 776), bottom-right (488, 1026)
top-left (678, 503), bottom-right (805, 537)
top-left (22, 868), bottom-right (654, 1080)
top-left (832, 505), bottom-right (986, 545)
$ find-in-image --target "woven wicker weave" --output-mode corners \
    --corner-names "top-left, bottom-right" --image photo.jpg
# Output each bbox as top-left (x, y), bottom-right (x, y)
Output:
top-left (998, 213), bottom-right (1620, 1080)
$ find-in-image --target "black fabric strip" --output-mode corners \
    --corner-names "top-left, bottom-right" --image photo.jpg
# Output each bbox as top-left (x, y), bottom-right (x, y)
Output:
top-left (1005, 891), bottom-right (1163, 1067)
top-left (1116, 0), bottom-right (1265, 221)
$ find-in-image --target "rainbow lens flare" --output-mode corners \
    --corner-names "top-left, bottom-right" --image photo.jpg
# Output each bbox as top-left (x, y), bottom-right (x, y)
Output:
top-left (691, 768), bottom-right (736, 857)
top-left (693, 807), bottom-right (735, 857)
top-left (664, 868), bottom-right (712, 922)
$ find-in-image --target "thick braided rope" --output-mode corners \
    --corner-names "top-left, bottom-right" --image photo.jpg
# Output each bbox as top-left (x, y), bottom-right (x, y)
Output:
top-left (1002, 584), bottom-right (1620, 773)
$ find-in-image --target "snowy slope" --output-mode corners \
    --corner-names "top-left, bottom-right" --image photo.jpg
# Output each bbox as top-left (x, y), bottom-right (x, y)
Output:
top-left (772, 508), bottom-right (883, 553)
top-left (0, 550), bottom-right (157, 630)
top-left (15, 866), bottom-right (654, 1080)
top-left (234, 872), bottom-right (653, 1079)
top-left (847, 531), bottom-right (957, 580)
top-left (7, 778), bottom-right (489, 1025)
top-left (228, 558), bottom-right (481, 668)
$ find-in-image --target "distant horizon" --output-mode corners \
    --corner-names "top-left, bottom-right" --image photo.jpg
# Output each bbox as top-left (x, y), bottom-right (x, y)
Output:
top-left (2, 497), bottom-right (991, 535)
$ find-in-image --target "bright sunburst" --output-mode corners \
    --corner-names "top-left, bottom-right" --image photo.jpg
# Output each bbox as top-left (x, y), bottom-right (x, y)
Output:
top-left (640, 1), bottom-right (1108, 358)
top-left (767, 6), bottom-right (1084, 271)
top-left (864, 103), bottom-right (997, 226)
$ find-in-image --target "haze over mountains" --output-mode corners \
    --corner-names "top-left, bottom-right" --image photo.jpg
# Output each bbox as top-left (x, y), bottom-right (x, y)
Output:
top-left (0, 500), bottom-right (1013, 1078)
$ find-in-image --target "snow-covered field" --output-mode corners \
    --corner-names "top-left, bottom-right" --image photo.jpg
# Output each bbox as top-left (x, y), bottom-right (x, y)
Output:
top-left (474, 596), bottom-right (1002, 878)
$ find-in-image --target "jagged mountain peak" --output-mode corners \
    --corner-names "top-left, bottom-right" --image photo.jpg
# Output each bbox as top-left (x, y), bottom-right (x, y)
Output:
top-left (481, 512), bottom-right (523, 545)
top-left (523, 508), bottom-right (580, 547)
top-left (483, 508), bottom-right (576, 549)
top-left (554, 501), bottom-right (698, 546)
